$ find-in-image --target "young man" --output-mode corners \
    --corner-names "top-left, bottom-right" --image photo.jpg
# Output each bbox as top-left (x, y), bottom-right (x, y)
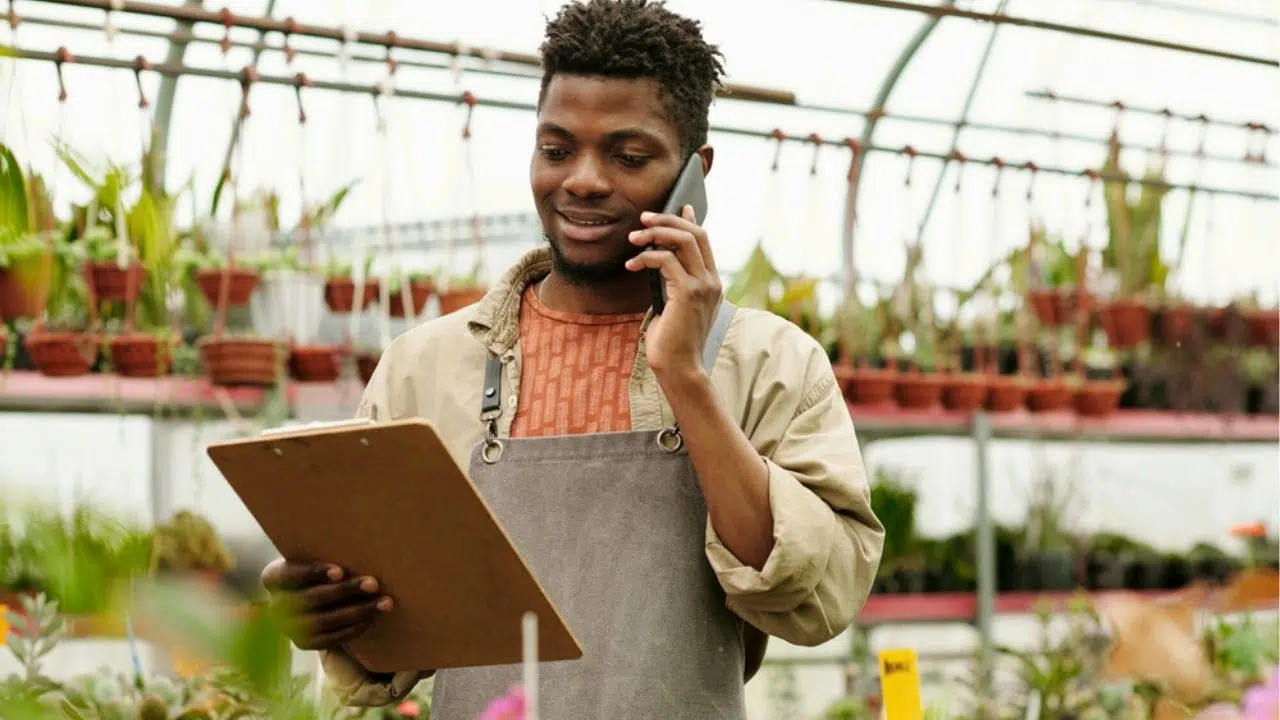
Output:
top-left (261, 1), bottom-right (883, 716)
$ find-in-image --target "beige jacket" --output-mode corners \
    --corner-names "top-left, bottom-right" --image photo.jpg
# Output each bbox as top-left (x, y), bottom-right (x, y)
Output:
top-left (322, 247), bottom-right (884, 706)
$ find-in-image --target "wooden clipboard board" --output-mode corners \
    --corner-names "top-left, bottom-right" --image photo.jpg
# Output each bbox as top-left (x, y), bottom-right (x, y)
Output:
top-left (206, 418), bottom-right (583, 674)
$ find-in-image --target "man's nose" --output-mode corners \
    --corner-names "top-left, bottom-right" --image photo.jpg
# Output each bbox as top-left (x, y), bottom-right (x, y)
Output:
top-left (562, 154), bottom-right (611, 198)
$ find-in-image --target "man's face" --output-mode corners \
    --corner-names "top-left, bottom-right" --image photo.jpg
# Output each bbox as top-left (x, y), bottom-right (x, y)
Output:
top-left (531, 74), bottom-right (685, 284)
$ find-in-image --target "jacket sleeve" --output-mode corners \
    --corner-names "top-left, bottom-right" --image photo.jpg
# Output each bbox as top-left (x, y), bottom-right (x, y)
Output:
top-left (703, 343), bottom-right (885, 647)
top-left (318, 352), bottom-right (435, 705)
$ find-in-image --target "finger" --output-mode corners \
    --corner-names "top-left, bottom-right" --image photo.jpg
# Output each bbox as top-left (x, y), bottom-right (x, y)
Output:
top-left (625, 248), bottom-right (689, 285)
top-left (294, 617), bottom-right (378, 652)
top-left (286, 575), bottom-right (383, 614)
top-left (262, 559), bottom-right (343, 592)
top-left (628, 226), bottom-right (706, 278)
top-left (643, 209), bottom-right (716, 274)
top-left (295, 596), bottom-right (391, 639)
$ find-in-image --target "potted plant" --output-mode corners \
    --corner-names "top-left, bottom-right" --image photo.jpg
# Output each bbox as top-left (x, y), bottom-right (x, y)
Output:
top-left (437, 261), bottom-right (487, 316)
top-left (324, 253), bottom-right (379, 314)
top-left (151, 509), bottom-right (234, 582)
top-left (834, 294), bottom-right (898, 407)
top-left (387, 268), bottom-right (434, 319)
top-left (187, 246), bottom-right (260, 308)
top-left (869, 467), bottom-right (919, 594)
top-left (1097, 133), bottom-right (1170, 349)
top-left (23, 232), bottom-right (100, 377)
top-left (1019, 464), bottom-right (1078, 591)
top-left (1073, 346), bottom-right (1127, 418)
top-left (1023, 223), bottom-right (1087, 328)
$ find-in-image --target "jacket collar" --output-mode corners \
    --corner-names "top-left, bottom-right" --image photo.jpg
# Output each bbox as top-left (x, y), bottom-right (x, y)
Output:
top-left (467, 246), bottom-right (553, 355)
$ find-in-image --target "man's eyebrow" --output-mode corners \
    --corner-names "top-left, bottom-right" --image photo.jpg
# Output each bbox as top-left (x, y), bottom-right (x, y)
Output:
top-left (536, 122), bottom-right (573, 137)
top-left (605, 127), bottom-right (665, 145)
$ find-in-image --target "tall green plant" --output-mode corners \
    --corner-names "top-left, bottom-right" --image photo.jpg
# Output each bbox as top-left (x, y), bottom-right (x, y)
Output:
top-left (1100, 136), bottom-right (1171, 298)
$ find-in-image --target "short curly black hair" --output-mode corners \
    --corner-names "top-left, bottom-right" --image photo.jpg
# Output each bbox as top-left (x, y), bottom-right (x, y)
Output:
top-left (538, 0), bottom-right (726, 156)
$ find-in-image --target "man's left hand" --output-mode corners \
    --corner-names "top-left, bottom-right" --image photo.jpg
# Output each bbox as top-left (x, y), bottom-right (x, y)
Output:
top-left (626, 205), bottom-right (723, 381)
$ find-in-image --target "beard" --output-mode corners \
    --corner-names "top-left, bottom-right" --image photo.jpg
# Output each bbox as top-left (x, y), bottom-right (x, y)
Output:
top-left (543, 232), bottom-right (644, 286)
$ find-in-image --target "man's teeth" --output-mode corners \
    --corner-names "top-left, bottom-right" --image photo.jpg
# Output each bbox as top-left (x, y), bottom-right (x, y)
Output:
top-left (568, 218), bottom-right (612, 225)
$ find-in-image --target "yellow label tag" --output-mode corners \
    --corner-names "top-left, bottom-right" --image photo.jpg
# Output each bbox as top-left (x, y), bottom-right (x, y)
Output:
top-left (878, 648), bottom-right (923, 720)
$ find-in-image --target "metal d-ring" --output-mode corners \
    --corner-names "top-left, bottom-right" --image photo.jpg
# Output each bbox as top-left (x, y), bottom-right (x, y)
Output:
top-left (656, 426), bottom-right (683, 454)
top-left (481, 418), bottom-right (504, 464)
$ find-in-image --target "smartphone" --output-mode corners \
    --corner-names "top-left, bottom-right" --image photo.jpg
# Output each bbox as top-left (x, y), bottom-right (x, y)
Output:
top-left (650, 154), bottom-right (709, 314)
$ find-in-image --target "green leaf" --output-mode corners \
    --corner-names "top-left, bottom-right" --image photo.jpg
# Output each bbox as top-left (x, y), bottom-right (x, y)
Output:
top-left (0, 143), bottom-right (31, 237)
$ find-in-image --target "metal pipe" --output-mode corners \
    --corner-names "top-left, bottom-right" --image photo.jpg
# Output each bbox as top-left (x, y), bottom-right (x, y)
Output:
top-left (821, 0), bottom-right (1278, 67)
top-left (972, 410), bottom-right (996, 719)
top-left (1027, 90), bottom-right (1275, 134)
top-left (149, 0), bottom-right (205, 185)
top-left (17, 11), bottom-right (1267, 169)
top-left (20, 0), bottom-right (796, 106)
top-left (14, 47), bottom-right (1277, 201)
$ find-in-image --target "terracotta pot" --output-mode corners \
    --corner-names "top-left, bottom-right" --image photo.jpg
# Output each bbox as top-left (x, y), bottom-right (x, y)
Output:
top-left (199, 337), bottom-right (282, 386)
top-left (1074, 379), bottom-right (1125, 418)
top-left (1026, 290), bottom-right (1060, 326)
top-left (0, 331), bottom-right (6, 366)
top-left (107, 333), bottom-right (173, 378)
top-left (324, 277), bottom-right (380, 314)
top-left (836, 366), bottom-right (897, 407)
top-left (388, 280), bottom-right (434, 318)
top-left (195, 268), bottom-right (260, 308)
top-left (1155, 304), bottom-right (1196, 345)
top-left (24, 330), bottom-right (100, 377)
top-left (941, 373), bottom-right (990, 412)
top-left (1245, 308), bottom-right (1279, 348)
top-left (88, 261), bottom-right (147, 302)
top-left (1025, 378), bottom-right (1072, 413)
top-left (289, 344), bottom-right (347, 383)
top-left (894, 372), bottom-right (943, 409)
top-left (356, 352), bottom-right (380, 385)
top-left (1099, 298), bottom-right (1150, 348)
top-left (985, 376), bottom-right (1027, 413)
top-left (438, 286), bottom-right (487, 316)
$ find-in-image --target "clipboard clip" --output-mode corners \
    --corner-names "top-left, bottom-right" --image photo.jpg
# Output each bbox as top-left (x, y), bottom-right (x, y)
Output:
top-left (259, 418), bottom-right (375, 437)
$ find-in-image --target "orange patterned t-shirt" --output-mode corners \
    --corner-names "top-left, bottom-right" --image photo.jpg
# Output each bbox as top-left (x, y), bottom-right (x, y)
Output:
top-left (509, 284), bottom-right (647, 438)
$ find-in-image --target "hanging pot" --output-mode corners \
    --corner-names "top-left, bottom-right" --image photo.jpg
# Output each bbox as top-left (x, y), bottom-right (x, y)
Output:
top-left (0, 254), bottom-right (54, 321)
top-left (108, 333), bottom-right (174, 378)
top-left (324, 277), bottom-right (380, 314)
top-left (894, 371), bottom-right (943, 410)
top-left (388, 279), bottom-right (434, 318)
top-left (289, 344), bottom-right (348, 383)
top-left (195, 267), bottom-right (259, 308)
top-left (1154, 303), bottom-right (1196, 345)
top-left (25, 329), bottom-right (100, 377)
top-left (837, 366), bottom-right (897, 407)
top-left (437, 285), bottom-right (486, 317)
top-left (984, 376), bottom-right (1027, 413)
top-left (88, 261), bottom-right (147, 303)
top-left (1245, 308), bottom-right (1279, 348)
top-left (1099, 298), bottom-right (1150, 348)
top-left (357, 351), bottom-right (380, 386)
top-left (1074, 378), bottom-right (1125, 418)
top-left (940, 373), bottom-right (990, 412)
top-left (1026, 290), bottom-right (1060, 326)
top-left (1025, 378), bottom-right (1072, 413)
top-left (198, 336), bottom-right (283, 387)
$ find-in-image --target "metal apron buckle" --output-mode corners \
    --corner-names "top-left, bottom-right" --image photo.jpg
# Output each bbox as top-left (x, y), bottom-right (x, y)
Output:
top-left (481, 417), bottom-right (504, 464)
top-left (655, 426), bottom-right (683, 453)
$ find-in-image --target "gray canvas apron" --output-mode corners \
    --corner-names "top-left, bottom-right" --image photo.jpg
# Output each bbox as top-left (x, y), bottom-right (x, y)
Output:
top-left (430, 302), bottom-right (751, 719)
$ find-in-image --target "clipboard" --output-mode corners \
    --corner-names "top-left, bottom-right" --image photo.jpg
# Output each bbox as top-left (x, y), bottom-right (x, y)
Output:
top-left (206, 418), bottom-right (583, 674)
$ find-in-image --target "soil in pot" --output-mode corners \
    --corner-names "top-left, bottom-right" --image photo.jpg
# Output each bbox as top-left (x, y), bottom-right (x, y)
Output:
top-left (25, 330), bottom-right (100, 377)
top-left (88, 261), bottom-right (147, 302)
top-left (438, 286), bottom-right (487, 316)
top-left (195, 268), bottom-right (259, 308)
top-left (289, 344), bottom-right (347, 383)
top-left (324, 277), bottom-right (380, 314)
top-left (840, 366), bottom-right (898, 407)
top-left (941, 373), bottom-right (990, 412)
top-left (1025, 378), bottom-right (1072, 413)
top-left (356, 352), bottom-right (379, 385)
top-left (388, 280), bottom-right (433, 318)
top-left (1074, 379), bottom-right (1125, 418)
top-left (1100, 298), bottom-right (1150, 348)
top-left (199, 337), bottom-right (283, 387)
top-left (107, 333), bottom-right (173, 378)
top-left (894, 371), bottom-right (943, 409)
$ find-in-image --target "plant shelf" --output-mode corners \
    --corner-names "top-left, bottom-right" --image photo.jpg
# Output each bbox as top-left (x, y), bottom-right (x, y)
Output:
top-left (0, 370), bottom-right (272, 415)
top-left (858, 589), bottom-right (1277, 624)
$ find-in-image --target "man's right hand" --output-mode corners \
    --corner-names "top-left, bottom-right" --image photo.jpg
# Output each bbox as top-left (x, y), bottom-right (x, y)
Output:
top-left (261, 558), bottom-right (394, 652)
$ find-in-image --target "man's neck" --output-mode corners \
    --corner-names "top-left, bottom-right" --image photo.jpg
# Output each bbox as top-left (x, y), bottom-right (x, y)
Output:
top-left (537, 270), bottom-right (652, 316)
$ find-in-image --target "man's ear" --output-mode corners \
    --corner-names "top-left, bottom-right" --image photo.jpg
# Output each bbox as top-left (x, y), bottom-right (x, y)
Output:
top-left (696, 145), bottom-right (714, 176)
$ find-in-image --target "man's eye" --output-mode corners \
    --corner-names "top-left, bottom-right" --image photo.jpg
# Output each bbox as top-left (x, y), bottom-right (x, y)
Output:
top-left (617, 154), bottom-right (649, 167)
top-left (539, 147), bottom-right (570, 161)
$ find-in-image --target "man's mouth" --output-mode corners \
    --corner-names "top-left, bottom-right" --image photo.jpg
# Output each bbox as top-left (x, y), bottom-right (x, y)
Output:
top-left (556, 210), bottom-right (622, 242)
